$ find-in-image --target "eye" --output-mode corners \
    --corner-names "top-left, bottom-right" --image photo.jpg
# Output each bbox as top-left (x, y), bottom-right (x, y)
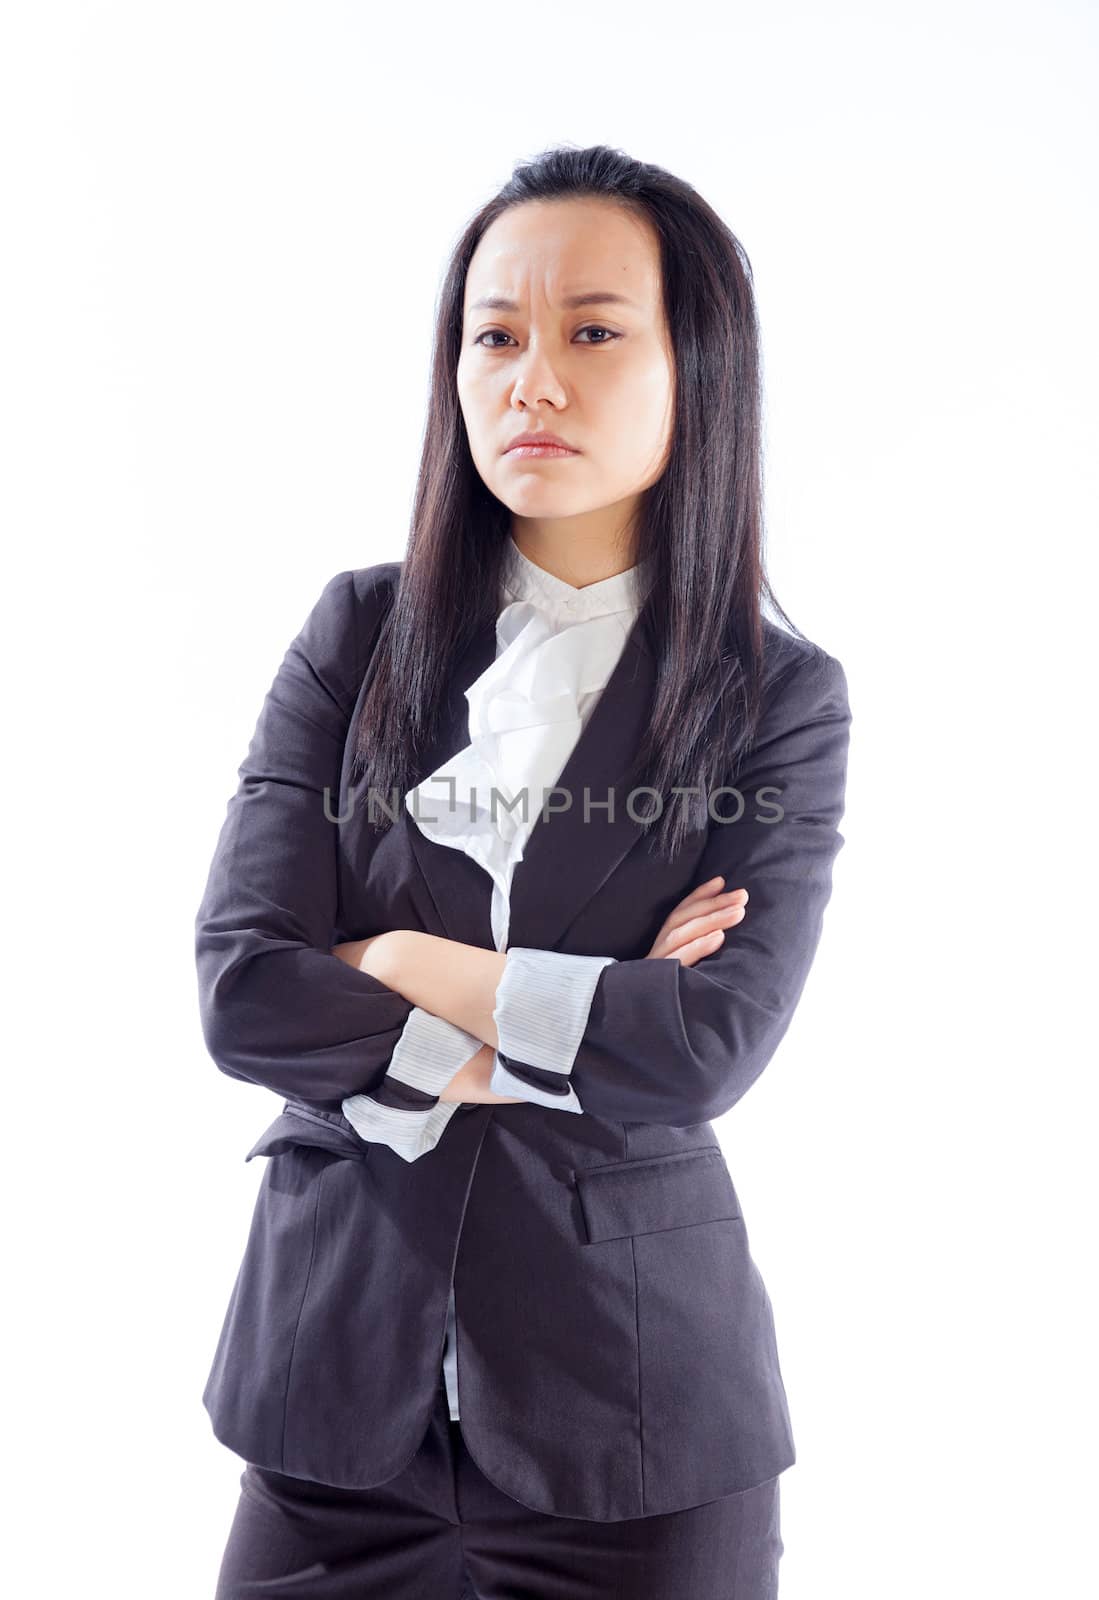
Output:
top-left (471, 325), bottom-right (623, 349)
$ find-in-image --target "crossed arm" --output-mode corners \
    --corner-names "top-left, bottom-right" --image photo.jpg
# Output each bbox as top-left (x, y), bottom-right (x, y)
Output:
top-left (330, 876), bottom-right (752, 1145)
top-left (342, 934), bottom-right (506, 1056)
top-left (331, 934), bottom-right (512, 1105)
top-left (195, 568), bottom-right (850, 1160)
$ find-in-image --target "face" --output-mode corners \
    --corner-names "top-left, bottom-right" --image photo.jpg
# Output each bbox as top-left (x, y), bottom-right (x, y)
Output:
top-left (457, 197), bottom-right (676, 552)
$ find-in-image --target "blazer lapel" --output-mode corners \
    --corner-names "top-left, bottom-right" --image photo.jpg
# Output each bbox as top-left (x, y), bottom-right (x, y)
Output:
top-left (405, 608), bottom-right (658, 955)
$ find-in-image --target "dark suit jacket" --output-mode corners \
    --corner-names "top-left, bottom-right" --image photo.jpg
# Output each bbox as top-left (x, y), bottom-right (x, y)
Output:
top-left (196, 561), bottom-right (852, 1521)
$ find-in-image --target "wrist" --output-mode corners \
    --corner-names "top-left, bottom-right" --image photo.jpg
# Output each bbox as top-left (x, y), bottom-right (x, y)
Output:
top-left (439, 1045), bottom-right (524, 1104)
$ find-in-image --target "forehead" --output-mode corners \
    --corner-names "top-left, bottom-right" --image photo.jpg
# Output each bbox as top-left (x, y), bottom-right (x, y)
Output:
top-left (463, 199), bottom-right (661, 313)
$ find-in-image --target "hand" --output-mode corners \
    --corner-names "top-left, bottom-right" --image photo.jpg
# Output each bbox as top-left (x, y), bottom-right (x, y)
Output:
top-left (645, 875), bottom-right (748, 966)
top-left (437, 1043), bottom-right (525, 1104)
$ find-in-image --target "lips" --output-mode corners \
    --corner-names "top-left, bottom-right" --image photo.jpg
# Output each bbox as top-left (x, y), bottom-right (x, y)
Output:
top-left (505, 432), bottom-right (578, 452)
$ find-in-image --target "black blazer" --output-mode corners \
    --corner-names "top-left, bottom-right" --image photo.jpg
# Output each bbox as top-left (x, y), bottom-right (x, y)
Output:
top-left (196, 561), bottom-right (852, 1521)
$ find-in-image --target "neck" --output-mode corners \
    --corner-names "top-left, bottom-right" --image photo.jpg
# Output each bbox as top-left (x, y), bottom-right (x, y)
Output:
top-left (509, 513), bottom-right (638, 590)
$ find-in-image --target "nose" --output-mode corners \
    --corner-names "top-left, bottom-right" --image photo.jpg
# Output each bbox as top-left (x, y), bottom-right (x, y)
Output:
top-left (510, 344), bottom-right (568, 411)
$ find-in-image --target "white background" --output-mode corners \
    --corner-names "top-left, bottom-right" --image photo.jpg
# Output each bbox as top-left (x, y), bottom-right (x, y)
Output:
top-left (2, 3), bottom-right (1095, 1595)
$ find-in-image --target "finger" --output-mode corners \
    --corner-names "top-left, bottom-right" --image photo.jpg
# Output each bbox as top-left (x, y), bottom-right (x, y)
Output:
top-left (672, 885), bottom-right (748, 921)
top-left (668, 928), bottom-right (727, 966)
top-left (656, 904), bottom-right (745, 958)
top-left (678, 904), bottom-right (746, 942)
top-left (684, 877), bottom-right (748, 899)
top-left (664, 897), bottom-right (747, 941)
top-left (680, 875), bottom-right (729, 903)
top-left (662, 902), bottom-right (748, 934)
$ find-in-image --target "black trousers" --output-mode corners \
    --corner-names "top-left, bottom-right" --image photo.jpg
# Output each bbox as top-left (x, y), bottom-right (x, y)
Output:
top-left (214, 1375), bottom-right (784, 1599)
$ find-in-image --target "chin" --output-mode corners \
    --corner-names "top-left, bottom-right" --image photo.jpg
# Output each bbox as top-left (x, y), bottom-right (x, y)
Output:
top-left (493, 483), bottom-right (593, 518)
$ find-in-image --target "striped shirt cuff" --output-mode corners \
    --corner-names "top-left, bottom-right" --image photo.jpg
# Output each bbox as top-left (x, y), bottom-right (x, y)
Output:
top-left (387, 1005), bottom-right (484, 1097)
top-left (489, 947), bottom-right (617, 1112)
top-left (341, 1093), bottom-right (463, 1162)
top-left (340, 1006), bottom-right (483, 1161)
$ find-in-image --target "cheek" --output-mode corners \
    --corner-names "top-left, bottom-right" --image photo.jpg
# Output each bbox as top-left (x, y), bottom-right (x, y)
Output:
top-left (455, 366), bottom-right (475, 422)
top-left (458, 366), bottom-right (502, 423)
top-left (600, 361), bottom-right (674, 475)
top-left (456, 376), bottom-right (492, 454)
top-left (601, 349), bottom-right (672, 413)
top-left (641, 365), bottom-right (676, 455)
top-left (631, 353), bottom-right (675, 417)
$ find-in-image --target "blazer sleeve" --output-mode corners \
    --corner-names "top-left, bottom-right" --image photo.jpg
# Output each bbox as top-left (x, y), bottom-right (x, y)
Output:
top-left (488, 646), bottom-right (852, 1128)
top-left (194, 566), bottom-right (420, 1109)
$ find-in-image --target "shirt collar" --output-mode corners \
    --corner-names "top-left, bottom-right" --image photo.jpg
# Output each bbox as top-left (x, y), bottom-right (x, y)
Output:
top-left (500, 535), bottom-right (653, 624)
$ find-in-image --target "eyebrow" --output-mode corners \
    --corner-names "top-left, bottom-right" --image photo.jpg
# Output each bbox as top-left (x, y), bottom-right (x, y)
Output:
top-left (466, 290), bottom-right (640, 315)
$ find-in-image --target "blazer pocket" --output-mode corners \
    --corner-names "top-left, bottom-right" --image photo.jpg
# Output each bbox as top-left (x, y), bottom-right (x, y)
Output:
top-left (574, 1147), bottom-right (741, 1244)
top-left (245, 1102), bottom-right (367, 1163)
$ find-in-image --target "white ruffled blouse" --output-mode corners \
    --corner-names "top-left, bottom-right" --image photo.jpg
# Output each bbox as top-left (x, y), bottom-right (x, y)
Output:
top-left (342, 533), bottom-right (651, 1420)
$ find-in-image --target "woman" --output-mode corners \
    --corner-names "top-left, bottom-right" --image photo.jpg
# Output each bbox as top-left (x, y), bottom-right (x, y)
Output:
top-left (198, 143), bottom-right (851, 1599)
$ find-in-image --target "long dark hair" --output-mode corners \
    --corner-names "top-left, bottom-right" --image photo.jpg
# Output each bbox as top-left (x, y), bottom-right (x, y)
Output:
top-left (355, 141), bottom-right (806, 861)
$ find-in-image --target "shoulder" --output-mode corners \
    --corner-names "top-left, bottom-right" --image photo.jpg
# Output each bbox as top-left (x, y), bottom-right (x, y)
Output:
top-left (293, 561), bottom-right (403, 706)
top-left (303, 561), bottom-right (402, 620)
top-left (761, 617), bottom-right (845, 689)
top-left (348, 560), bottom-right (403, 615)
top-left (759, 618), bottom-right (849, 722)
top-left (314, 560), bottom-right (403, 640)
top-left (343, 561), bottom-right (404, 691)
